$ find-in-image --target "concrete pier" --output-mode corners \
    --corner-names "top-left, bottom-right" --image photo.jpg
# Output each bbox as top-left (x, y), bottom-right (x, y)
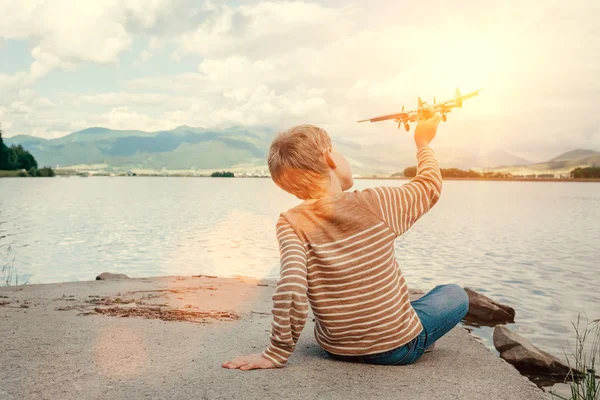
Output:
top-left (0, 275), bottom-right (546, 400)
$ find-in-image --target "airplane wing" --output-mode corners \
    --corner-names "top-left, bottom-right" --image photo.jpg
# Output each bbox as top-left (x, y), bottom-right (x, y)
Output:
top-left (432, 100), bottom-right (453, 109)
top-left (357, 112), bottom-right (409, 123)
top-left (358, 89), bottom-right (483, 124)
top-left (458, 89), bottom-right (483, 101)
top-left (433, 89), bottom-right (483, 109)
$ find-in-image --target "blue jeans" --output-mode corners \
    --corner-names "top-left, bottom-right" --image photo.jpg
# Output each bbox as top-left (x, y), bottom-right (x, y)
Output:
top-left (326, 284), bottom-right (469, 365)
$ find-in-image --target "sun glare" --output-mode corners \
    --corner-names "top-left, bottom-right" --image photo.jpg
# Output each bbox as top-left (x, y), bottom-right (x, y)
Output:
top-left (422, 32), bottom-right (520, 115)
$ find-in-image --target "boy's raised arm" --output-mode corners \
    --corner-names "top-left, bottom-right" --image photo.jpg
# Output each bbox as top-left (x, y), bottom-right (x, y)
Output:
top-left (356, 114), bottom-right (443, 236)
top-left (261, 215), bottom-right (310, 367)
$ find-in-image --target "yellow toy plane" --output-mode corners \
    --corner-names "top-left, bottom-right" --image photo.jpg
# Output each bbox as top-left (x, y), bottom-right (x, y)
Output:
top-left (358, 88), bottom-right (483, 131)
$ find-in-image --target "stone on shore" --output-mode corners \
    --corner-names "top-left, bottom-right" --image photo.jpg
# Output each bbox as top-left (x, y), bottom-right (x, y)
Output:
top-left (96, 272), bottom-right (130, 280)
top-left (464, 288), bottom-right (515, 325)
top-left (493, 325), bottom-right (575, 377)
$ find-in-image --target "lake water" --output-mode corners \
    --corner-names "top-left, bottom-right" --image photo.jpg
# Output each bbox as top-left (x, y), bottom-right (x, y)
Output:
top-left (1, 177), bottom-right (599, 370)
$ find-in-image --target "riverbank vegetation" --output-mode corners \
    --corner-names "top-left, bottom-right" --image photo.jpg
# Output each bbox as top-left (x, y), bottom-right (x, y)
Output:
top-left (0, 125), bottom-right (54, 177)
top-left (0, 246), bottom-right (27, 287)
top-left (552, 316), bottom-right (599, 400)
top-left (401, 166), bottom-right (512, 179)
top-left (401, 166), bottom-right (600, 180)
top-left (211, 171), bottom-right (234, 177)
top-left (571, 167), bottom-right (600, 179)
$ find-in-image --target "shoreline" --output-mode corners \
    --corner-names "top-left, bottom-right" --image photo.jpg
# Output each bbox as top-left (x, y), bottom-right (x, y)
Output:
top-left (3, 173), bottom-right (600, 182)
top-left (0, 274), bottom-right (546, 399)
top-left (356, 176), bottom-right (600, 182)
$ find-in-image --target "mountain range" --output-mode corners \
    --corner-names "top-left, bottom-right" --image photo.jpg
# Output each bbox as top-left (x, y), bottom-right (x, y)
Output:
top-left (5, 126), bottom-right (599, 176)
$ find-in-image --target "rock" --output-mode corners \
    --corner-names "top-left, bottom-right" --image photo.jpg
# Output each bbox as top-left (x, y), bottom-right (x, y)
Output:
top-left (464, 288), bottom-right (515, 325)
top-left (494, 325), bottom-right (576, 377)
top-left (96, 272), bottom-right (130, 280)
top-left (409, 288), bottom-right (425, 301)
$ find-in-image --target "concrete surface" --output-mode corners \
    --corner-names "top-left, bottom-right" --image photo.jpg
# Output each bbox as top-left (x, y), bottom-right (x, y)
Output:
top-left (0, 275), bottom-right (547, 400)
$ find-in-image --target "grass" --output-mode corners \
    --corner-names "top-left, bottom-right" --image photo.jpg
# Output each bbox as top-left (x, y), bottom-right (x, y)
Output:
top-left (0, 170), bottom-right (23, 177)
top-left (0, 168), bottom-right (55, 177)
top-left (0, 246), bottom-right (29, 286)
top-left (552, 316), bottom-right (600, 400)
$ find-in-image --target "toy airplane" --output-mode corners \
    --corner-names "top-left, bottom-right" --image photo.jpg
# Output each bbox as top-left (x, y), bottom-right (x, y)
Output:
top-left (358, 88), bottom-right (483, 131)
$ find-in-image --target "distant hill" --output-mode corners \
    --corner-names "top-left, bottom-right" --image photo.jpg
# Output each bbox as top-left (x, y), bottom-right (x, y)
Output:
top-left (5, 126), bottom-right (274, 171)
top-left (478, 149), bottom-right (531, 169)
top-left (549, 149), bottom-right (599, 162)
top-left (490, 149), bottom-right (600, 175)
top-left (4, 126), bottom-right (597, 175)
top-left (545, 149), bottom-right (600, 170)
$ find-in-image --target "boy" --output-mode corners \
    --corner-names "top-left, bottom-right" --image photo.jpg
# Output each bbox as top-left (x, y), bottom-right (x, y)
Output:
top-left (222, 113), bottom-right (469, 370)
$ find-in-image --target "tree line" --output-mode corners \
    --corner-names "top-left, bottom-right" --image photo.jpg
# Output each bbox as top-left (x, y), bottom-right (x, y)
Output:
top-left (570, 167), bottom-right (600, 179)
top-left (402, 166), bottom-right (600, 179)
top-left (0, 125), bottom-right (54, 177)
top-left (211, 171), bottom-right (234, 177)
top-left (401, 166), bottom-right (511, 179)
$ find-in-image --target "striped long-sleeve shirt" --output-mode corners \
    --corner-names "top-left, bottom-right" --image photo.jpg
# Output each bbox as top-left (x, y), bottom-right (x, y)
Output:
top-left (262, 145), bottom-right (443, 367)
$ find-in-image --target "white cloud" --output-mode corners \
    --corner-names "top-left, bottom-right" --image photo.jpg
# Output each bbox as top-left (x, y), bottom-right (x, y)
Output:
top-left (0, 0), bottom-right (180, 80)
top-left (0, 72), bottom-right (31, 92)
top-left (77, 92), bottom-right (174, 106)
top-left (173, 1), bottom-right (353, 59)
top-left (140, 50), bottom-right (153, 62)
top-left (0, 0), bottom-right (598, 159)
top-left (101, 106), bottom-right (171, 130)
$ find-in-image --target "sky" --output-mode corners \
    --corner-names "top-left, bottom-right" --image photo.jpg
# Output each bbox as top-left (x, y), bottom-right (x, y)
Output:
top-left (0, 0), bottom-right (598, 162)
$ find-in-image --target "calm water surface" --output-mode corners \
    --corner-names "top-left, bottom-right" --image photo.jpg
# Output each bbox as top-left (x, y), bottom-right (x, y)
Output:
top-left (1, 177), bottom-right (599, 364)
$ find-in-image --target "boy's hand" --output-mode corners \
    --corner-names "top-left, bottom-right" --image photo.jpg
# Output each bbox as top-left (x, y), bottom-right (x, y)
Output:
top-left (222, 353), bottom-right (277, 371)
top-left (414, 112), bottom-right (441, 149)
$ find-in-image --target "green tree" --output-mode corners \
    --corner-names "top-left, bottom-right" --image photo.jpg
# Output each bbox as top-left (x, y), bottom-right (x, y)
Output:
top-left (403, 166), bottom-right (417, 178)
top-left (37, 167), bottom-right (55, 177)
top-left (1, 126), bottom-right (39, 171)
top-left (0, 147), bottom-right (18, 170)
top-left (441, 168), bottom-right (482, 178)
top-left (0, 125), bottom-right (15, 170)
top-left (12, 144), bottom-right (38, 170)
top-left (571, 167), bottom-right (600, 179)
top-left (211, 171), bottom-right (234, 177)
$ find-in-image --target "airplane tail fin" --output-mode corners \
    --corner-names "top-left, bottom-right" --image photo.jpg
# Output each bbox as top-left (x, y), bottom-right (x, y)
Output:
top-left (455, 88), bottom-right (463, 108)
top-left (418, 97), bottom-right (423, 109)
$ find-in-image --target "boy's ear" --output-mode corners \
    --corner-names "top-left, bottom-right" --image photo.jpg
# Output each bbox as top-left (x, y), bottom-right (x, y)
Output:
top-left (323, 147), bottom-right (337, 169)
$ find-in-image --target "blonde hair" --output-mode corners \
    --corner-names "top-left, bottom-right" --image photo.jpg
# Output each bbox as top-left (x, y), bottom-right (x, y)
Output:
top-left (268, 124), bottom-right (332, 200)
